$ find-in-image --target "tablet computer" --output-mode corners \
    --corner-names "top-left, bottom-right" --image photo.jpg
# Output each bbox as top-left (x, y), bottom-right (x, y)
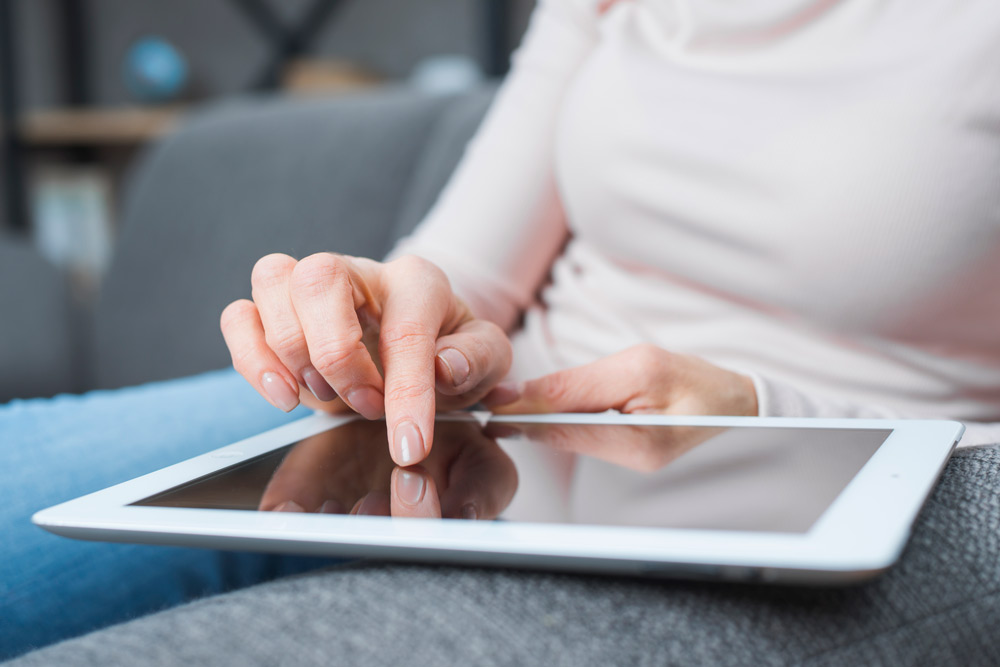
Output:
top-left (33, 413), bottom-right (963, 585)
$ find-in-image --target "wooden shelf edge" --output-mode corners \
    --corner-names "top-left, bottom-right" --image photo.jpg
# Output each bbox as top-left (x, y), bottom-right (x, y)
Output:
top-left (15, 107), bottom-right (185, 146)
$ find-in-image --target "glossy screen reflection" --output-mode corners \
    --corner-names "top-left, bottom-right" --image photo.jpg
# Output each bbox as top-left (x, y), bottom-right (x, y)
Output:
top-left (134, 419), bottom-right (890, 533)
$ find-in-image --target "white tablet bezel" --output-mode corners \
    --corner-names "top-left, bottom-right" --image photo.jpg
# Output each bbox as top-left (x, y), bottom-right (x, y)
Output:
top-left (33, 413), bottom-right (963, 585)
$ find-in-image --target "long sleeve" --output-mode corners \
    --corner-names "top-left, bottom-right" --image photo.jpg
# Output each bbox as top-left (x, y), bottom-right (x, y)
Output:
top-left (752, 373), bottom-right (1000, 449)
top-left (388, 0), bottom-right (1000, 443)
top-left (388, 0), bottom-right (599, 331)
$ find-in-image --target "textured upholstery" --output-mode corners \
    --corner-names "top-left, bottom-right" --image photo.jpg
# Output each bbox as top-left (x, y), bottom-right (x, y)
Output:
top-left (11, 445), bottom-right (1000, 666)
top-left (0, 239), bottom-right (76, 401)
top-left (91, 89), bottom-right (453, 390)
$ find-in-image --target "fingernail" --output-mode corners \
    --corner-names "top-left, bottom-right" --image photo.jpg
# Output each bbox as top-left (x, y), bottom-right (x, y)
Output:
top-left (346, 386), bottom-right (384, 420)
top-left (393, 420), bottom-right (425, 465)
top-left (273, 500), bottom-right (304, 513)
top-left (352, 493), bottom-right (383, 516)
top-left (460, 503), bottom-right (478, 521)
top-left (302, 366), bottom-right (338, 402)
top-left (485, 381), bottom-right (521, 408)
top-left (261, 372), bottom-right (299, 412)
top-left (437, 348), bottom-right (470, 387)
top-left (396, 470), bottom-right (426, 507)
top-left (319, 499), bottom-right (345, 514)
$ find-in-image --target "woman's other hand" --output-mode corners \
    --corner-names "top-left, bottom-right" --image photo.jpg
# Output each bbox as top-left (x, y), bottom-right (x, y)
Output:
top-left (220, 253), bottom-right (512, 466)
top-left (488, 343), bottom-right (758, 417)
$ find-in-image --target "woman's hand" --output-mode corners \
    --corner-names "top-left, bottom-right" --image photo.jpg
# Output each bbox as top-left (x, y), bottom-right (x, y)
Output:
top-left (489, 343), bottom-right (758, 417)
top-left (220, 253), bottom-right (512, 466)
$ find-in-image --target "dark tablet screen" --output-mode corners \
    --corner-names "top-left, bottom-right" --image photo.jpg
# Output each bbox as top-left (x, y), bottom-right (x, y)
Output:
top-left (133, 419), bottom-right (889, 534)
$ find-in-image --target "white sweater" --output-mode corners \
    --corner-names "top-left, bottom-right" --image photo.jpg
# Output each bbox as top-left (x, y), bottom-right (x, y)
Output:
top-left (393, 0), bottom-right (1000, 448)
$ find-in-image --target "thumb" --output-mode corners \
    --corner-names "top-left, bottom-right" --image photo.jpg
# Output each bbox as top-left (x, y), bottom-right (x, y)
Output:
top-left (491, 350), bottom-right (663, 414)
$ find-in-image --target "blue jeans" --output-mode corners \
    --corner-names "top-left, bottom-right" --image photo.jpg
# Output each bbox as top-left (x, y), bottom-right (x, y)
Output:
top-left (0, 369), bottom-right (339, 660)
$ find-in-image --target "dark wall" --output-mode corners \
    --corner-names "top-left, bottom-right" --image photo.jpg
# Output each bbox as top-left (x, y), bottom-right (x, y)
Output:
top-left (7, 0), bottom-right (534, 109)
top-left (0, 0), bottom-right (535, 231)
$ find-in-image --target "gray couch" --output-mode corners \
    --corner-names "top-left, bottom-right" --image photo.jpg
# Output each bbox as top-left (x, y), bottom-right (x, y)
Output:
top-left (4, 88), bottom-right (999, 665)
top-left (0, 86), bottom-right (493, 401)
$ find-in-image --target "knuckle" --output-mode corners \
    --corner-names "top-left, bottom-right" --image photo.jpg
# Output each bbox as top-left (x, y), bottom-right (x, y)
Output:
top-left (381, 323), bottom-right (434, 355)
top-left (476, 319), bottom-right (507, 344)
top-left (263, 327), bottom-right (306, 359)
top-left (628, 343), bottom-right (667, 376)
top-left (387, 377), bottom-right (436, 405)
top-left (466, 327), bottom-right (512, 378)
top-left (220, 299), bottom-right (256, 332)
top-left (488, 326), bottom-right (514, 368)
top-left (251, 253), bottom-right (295, 290)
top-left (391, 253), bottom-right (432, 273)
top-left (290, 253), bottom-right (344, 294)
top-left (538, 371), bottom-right (572, 403)
top-left (309, 339), bottom-right (363, 377)
top-left (630, 342), bottom-right (661, 361)
top-left (389, 254), bottom-right (447, 285)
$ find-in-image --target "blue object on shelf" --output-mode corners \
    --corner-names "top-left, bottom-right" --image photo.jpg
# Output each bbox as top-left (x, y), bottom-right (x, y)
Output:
top-left (124, 37), bottom-right (188, 103)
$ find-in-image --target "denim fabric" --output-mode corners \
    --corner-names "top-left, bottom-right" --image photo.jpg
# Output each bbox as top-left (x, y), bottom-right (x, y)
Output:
top-left (0, 369), bottom-right (337, 660)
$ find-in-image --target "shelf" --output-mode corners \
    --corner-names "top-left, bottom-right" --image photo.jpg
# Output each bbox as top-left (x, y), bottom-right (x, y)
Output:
top-left (18, 107), bottom-right (184, 146)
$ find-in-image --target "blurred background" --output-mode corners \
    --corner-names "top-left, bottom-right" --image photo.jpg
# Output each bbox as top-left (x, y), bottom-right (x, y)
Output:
top-left (0, 0), bottom-right (534, 402)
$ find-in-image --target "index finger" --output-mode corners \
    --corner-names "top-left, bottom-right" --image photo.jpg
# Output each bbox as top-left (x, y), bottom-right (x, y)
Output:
top-left (378, 256), bottom-right (460, 466)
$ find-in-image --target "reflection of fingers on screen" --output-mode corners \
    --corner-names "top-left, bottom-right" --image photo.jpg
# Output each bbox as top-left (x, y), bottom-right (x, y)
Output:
top-left (483, 423), bottom-right (522, 440)
top-left (390, 468), bottom-right (442, 519)
top-left (618, 425), bottom-right (697, 472)
top-left (440, 444), bottom-right (518, 521)
top-left (318, 499), bottom-right (347, 514)
top-left (351, 491), bottom-right (390, 516)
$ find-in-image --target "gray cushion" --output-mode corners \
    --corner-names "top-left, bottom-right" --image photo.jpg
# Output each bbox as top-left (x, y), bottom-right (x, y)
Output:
top-left (12, 445), bottom-right (999, 666)
top-left (92, 89), bottom-right (450, 390)
top-left (0, 239), bottom-right (76, 401)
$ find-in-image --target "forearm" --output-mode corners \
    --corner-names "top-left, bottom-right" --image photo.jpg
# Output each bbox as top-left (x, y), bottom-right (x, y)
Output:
top-left (389, 0), bottom-right (598, 331)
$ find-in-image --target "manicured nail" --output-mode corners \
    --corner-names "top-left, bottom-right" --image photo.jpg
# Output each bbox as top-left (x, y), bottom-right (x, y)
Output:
top-left (319, 499), bottom-right (345, 514)
top-left (485, 381), bottom-right (520, 408)
top-left (393, 420), bottom-right (425, 465)
top-left (396, 470), bottom-right (426, 507)
top-left (345, 386), bottom-right (384, 420)
top-left (352, 493), bottom-right (384, 516)
top-left (273, 500), bottom-right (304, 513)
top-left (261, 372), bottom-right (299, 412)
top-left (460, 503), bottom-right (478, 521)
top-left (437, 348), bottom-right (470, 387)
top-left (302, 366), bottom-right (338, 402)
